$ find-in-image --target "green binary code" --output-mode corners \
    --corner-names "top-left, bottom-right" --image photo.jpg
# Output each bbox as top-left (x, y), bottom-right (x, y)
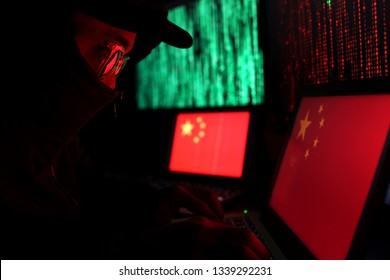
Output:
top-left (136, 0), bottom-right (265, 109)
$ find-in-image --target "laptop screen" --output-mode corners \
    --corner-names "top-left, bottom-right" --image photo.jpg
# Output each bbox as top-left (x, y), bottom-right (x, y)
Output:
top-left (269, 93), bottom-right (390, 259)
top-left (168, 111), bottom-right (251, 178)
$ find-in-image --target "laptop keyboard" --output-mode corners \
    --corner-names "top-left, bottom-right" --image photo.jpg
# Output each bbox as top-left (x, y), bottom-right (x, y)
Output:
top-left (226, 215), bottom-right (264, 240)
top-left (224, 214), bottom-right (274, 259)
top-left (149, 178), bottom-right (243, 203)
top-left (174, 181), bottom-right (242, 202)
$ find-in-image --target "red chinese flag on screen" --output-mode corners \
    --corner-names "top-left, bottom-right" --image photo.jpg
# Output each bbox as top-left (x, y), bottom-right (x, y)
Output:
top-left (169, 111), bottom-right (250, 178)
top-left (270, 94), bottom-right (390, 260)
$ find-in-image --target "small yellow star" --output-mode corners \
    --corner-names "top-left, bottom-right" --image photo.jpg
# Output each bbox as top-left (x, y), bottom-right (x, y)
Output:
top-left (313, 137), bottom-right (319, 148)
top-left (319, 117), bottom-right (325, 128)
top-left (318, 104), bottom-right (324, 114)
top-left (304, 149), bottom-right (310, 159)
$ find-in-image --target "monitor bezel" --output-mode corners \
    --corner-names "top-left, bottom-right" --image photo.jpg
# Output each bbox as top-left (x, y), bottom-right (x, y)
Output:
top-left (163, 106), bottom-right (258, 183)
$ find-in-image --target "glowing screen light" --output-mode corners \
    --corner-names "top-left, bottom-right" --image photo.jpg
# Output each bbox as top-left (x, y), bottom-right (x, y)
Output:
top-left (270, 94), bottom-right (390, 259)
top-left (277, 0), bottom-right (390, 112)
top-left (168, 111), bottom-right (251, 178)
top-left (135, 0), bottom-right (265, 110)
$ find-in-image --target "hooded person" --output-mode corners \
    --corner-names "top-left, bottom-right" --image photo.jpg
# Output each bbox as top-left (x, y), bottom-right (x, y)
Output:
top-left (1, 0), bottom-right (270, 260)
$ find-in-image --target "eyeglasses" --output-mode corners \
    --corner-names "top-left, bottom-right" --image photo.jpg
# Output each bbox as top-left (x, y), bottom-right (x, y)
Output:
top-left (97, 40), bottom-right (130, 80)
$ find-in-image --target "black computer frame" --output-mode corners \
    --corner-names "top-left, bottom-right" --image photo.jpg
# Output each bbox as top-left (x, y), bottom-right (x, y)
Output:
top-left (161, 105), bottom-right (263, 189)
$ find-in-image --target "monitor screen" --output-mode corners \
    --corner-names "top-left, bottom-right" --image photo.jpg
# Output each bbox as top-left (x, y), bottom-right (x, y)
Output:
top-left (135, 0), bottom-right (266, 109)
top-left (269, 0), bottom-right (390, 113)
top-left (168, 111), bottom-right (250, 178)
top-left (269, 93), bottom-right (390, 259)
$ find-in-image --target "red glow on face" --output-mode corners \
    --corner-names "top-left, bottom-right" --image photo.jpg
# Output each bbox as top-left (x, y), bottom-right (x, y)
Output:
top-left (169, 111), bottom-right (250, 178)
top-left (270, 94), bottom-right (390, 259)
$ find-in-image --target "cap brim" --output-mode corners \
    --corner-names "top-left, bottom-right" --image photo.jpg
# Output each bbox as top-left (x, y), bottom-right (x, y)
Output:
top-left (78, 0), bottom-right (193, 49)
top-left (162, 20), bottom-right (193, 48)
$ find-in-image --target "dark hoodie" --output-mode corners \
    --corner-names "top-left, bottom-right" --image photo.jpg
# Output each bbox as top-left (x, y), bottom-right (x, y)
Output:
top-left (1, 3), bottom-right (164, 260)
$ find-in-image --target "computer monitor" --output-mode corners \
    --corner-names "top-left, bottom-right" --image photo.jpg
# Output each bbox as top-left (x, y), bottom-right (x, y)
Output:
top-left (168, 110), bottom-right (251, 178)
top-left (262, 80), bottom-right (390, 259)
top-left (135, 0), bottom-right (266, 109)
top-left (268, 0), bottom-right (390, 114)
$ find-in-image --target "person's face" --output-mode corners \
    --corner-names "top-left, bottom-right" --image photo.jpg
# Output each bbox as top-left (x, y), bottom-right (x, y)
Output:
top-left (72, 12), bottom-right (137, 89)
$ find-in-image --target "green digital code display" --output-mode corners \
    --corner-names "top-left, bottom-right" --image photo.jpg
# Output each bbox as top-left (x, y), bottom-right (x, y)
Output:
top-left (136, 0), bottom-right (265, 109)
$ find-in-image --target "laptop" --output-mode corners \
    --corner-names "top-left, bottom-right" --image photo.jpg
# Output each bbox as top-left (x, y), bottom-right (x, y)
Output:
top-left (148, 109), bottom-right (254, 203)
top-left (225, 80), bottom-right (390, 259)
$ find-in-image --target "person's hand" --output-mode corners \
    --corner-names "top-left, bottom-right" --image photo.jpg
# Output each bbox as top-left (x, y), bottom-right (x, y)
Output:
top-left (141, 184), bottom-right (225, 225)
top-left (111, 216), bottom-right (270, 260)
top-left (96, 177), bottom-right (224, 230)
top-left (168, 184), bottom-right (224, 221)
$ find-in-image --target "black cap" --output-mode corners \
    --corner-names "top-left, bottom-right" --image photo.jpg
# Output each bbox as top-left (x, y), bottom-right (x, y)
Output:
top-left (78, 0), bottom-right (193, 49)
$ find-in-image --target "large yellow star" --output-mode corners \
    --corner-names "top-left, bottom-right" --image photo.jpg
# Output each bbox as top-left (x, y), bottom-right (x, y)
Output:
top-left (297, 110), bottom-right (312, 141)
top-left (181, 120), bottom-right (194, 136)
